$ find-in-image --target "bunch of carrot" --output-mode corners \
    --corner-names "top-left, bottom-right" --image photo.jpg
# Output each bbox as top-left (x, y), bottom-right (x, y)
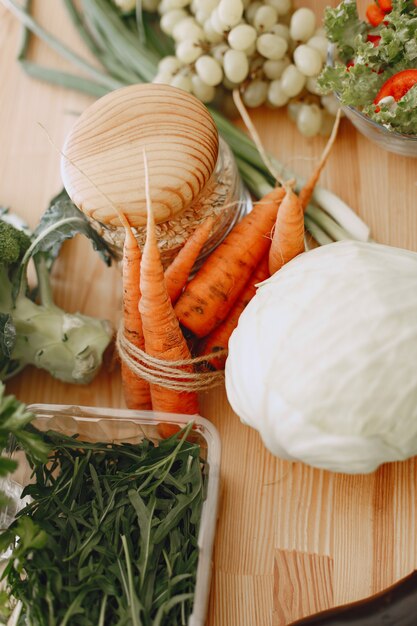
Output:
top-left (121, 122), bottom-right (340, 424)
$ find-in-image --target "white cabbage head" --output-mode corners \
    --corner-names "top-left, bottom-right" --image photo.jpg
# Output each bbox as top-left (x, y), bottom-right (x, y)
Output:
top-left (225, 241), bottom-right (417, 474)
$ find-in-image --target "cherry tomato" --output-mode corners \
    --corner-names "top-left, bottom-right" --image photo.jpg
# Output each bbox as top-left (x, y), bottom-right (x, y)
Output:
top-left (366, 3), bottom-right (385, 26)
top-left (377, 0), bottom-right (392, 11)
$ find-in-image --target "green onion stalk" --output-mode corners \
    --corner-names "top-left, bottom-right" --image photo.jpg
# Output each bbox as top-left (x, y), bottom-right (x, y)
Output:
top-left (1, 0), bottom-right (370, 244)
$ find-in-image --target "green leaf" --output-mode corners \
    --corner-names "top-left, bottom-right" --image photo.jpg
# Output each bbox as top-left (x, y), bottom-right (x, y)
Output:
top-left (31, 189), bottom-right (113, 266)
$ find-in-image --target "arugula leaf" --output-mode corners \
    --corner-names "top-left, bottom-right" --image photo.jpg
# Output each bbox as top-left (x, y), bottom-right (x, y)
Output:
top-left (2, 427), bottom-right (204, 624)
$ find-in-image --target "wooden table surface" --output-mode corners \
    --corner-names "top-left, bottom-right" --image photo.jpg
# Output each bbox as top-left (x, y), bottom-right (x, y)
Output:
top-left (2, 1), bottom-right (417, 624)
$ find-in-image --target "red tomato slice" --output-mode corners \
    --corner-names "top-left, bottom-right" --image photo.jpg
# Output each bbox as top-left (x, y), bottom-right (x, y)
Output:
top-left (366, 3), bottom-right (385, 26)
top-left (367, 34), bottom-right (381, 46)
top-left (374, 69), bottom-right (417, 104)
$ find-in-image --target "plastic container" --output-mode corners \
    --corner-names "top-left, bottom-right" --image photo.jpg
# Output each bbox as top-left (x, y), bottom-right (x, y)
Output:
top-left (1, 404), bottom-right (221, 626)
top-left (327, 45), bottom-right (417, 158)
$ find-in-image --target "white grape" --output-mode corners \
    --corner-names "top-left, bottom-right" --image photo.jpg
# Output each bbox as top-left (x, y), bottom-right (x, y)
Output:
top-left (307, 35), bottom-right (328, 62)
top-left (305, 76), bottom-right (321, 95)
top-left (265, 0), bottom-right (291, 16)
top-left (173, 18), bottom-right (204, 42)
top-left (256, 33), bottom-right (288, 60)
top-left (218, 0), bottom-right (244, 29)
top-left (267, 79), bottom-right (289, 106)
top-left (195, 55), bottom-right (223, 86)
top-left (160, 9), bottom-right (188, 35)
top-left (191, 74), bottom-right (216, 102)
top-left (153, 72), bottom-right (173, 84)
top-left (269, 23), bottom-right (290, 42)
top-left (243, 79), bottom-right (268, 107)
top-left (290, 8), bottom-right (316, 42)
top-left (281, 63), bottom-right (306, 96)
top-left (321, 94), bottom-right (340, 116)
top-left (245, 1), bottom-right (262, 24)
top-left (158, 55), bottom-right (183, 75)
top-left (228, 24), bottom-right (257, 51)
top-left (287, 100), bottom-right (302, 122)
top-left (263, 56), bottom-right (290, 80)
top-left (253, 5), bottom-right (278, 32)
top-left (203, 18), bottom-right (224, 43)
top-left (243, 41), bottom-right (256, 56)
top-left (293, 44), bottom-right (322, 77)
top-left (176, 39), bottom-right (203, 63)
top-left (296, 103), bottom-right (322, 137)
top-left (211, 43), bottom-right (230, 63)
top-left (210, 8), bottom-right (227, 34)
top-left (198, 0), bottom-right (219, 11)
top-left (158, 0), bottom-right (191, 14)
top-left (223, 76), bottom-right (240, 90)
top-left (170, 74), bottom-right (193, 91)
top-left (223, 49), bottom-right (249, 83)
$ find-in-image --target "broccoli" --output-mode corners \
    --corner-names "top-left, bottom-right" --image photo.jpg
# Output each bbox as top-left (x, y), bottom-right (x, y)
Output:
top-left (0, 192), bottom-right (114, 384)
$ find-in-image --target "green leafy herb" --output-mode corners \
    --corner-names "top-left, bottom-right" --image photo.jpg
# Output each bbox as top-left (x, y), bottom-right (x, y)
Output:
top-left (1, 424), bottom-right (204, 625)
top-left (0, 383), bottom-right (49, 506)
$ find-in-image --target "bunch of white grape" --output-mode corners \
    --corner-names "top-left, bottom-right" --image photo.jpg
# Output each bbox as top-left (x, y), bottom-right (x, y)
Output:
top-left (142, 0), bottom-right (338, 137)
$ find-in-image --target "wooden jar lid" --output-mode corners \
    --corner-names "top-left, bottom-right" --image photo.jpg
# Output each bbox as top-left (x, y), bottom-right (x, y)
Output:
top-left (61, 84), bottom-right (219, 227)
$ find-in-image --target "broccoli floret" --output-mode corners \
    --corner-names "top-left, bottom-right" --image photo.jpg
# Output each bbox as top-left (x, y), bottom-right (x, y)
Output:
top-left (0, 220), bottom-right (31, 265)
top-left (0, 201), bottom-right (113, 384)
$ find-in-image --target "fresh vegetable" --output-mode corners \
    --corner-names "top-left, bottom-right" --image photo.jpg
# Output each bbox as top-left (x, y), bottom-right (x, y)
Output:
top-left (0, 192), bottom-right (113, 384)
top-left (288, 570), bottom-right (417, 625)
top-left (199, 254), bottom-right (270, 370)
top-left (0, 383), bottom-right (48, 506)
top-left (366, 3), bottom-right (386, 27)
top-left (319, 0), bottom-right (417, 135)
top-left (1, 423), bottom-right (204, 625)
top-left (139, 154), bottom-right (199, 416)
top-left (374, 69), bottom-right (417, 104)
top-left (226, 240), bottom-right (417, 474)
top-left (268, 184), bottom-right (305, 275)
top-left (121, 219), bottom-right (152, 410)
top-left (175, 186), bottom-right (285, 338)
top-left (164, 215), bottom-right (215, 305)
top-left (1, 0), bottom-right (371, 245)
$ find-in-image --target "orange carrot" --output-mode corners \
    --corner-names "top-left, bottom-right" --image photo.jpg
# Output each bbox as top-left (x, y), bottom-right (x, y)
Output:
top-left (199, 253), bottom-right (270, 369)
top-left (268, 184), bottom-right (305, 275)
top-left (268, 110), bottom-right (342, 274)
top-left (121, 224), bottom-right (152, 410)
top-left (174, 185), bottom-right (286, 338)
top-left (139, 151), bottom-right (199, 419)
top-left (165, 215), bottom-right (215, 304)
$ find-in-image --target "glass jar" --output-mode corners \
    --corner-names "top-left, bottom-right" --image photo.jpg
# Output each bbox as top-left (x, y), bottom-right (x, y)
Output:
top-left (90, 136), bottom-right (251, 268)
top-left (61, 83), bottom-right (251, 269)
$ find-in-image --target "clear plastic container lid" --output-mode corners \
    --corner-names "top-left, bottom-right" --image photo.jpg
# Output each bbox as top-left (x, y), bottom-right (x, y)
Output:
top-left (2, 404), bottom-right (221, 626)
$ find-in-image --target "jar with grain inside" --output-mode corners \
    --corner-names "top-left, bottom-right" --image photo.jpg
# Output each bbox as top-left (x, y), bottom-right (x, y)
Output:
top-left (61, 83), bottom-right (251, 268)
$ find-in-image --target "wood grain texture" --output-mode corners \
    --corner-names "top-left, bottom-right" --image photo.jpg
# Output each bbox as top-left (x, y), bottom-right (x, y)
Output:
top-left (2, 1), bottom-right (417, 625)
top-left (62, 83), bottom-right (219, 226)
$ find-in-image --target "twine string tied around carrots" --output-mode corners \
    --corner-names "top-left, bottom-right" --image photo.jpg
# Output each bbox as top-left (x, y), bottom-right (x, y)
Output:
top-left (116, 323), bottom-right (226, 391)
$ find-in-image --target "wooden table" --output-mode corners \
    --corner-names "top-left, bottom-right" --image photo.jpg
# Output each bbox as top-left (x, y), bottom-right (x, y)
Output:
top-left (2, 1), bottom-right (417, 624)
